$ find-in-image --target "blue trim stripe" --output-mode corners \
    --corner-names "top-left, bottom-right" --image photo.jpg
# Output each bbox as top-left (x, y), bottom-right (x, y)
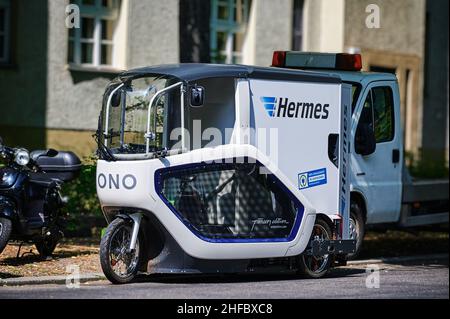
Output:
top-left (154, 160), bottom-right (304, 244)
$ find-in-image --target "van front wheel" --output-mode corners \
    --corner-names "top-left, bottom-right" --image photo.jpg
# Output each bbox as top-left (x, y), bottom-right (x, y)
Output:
top-left (100, 218), bottom-right (143, 284)
top-left (347, 201), bottom-right (365, 260)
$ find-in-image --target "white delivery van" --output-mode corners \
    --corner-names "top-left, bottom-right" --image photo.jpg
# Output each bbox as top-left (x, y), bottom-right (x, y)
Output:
top-left (270, 51), bottom-right (448, 257)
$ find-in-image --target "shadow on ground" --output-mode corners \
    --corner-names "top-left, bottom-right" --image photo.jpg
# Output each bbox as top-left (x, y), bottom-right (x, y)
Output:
top-left (129, 254), bottom-right (448, 285)
top-left (132, 267), bottom-right (367, 285)
top-left (0, 272), bottom-right (22, 279)
top-left (0, 249), bottom-right (96, 267)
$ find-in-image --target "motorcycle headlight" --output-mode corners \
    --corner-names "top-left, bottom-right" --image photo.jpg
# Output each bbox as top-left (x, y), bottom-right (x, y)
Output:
top-left (15, 149), bottom-right (30, 166)
top-left (0, 169), bottom-right (17, 187)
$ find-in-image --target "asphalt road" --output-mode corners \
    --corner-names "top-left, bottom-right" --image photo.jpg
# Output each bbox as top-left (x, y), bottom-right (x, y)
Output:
top-left (0, 258), bottom-right (448, 299)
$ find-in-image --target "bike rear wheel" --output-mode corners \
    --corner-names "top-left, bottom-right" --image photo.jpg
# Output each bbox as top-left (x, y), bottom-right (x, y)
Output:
top-left (298, 218), bottom-right (333, 278)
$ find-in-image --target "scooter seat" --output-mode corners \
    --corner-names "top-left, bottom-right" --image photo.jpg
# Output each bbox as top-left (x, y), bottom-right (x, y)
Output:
top-left (29, 174), bottom-right (58, 188)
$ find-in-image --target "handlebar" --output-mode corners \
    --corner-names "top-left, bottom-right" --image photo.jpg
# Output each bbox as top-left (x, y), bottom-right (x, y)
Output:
top-left (0, 144), bottom-right (34, 169)
top-left (0, 139), bottom-right (58, 170)
top-left (0, 144), bottom-right (15, 158)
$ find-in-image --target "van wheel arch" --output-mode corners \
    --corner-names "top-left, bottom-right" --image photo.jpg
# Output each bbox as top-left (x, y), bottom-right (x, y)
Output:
top-left (348, 192), bottom-right (367, 259)
top-left (350, 192), bottom-right (367, 223)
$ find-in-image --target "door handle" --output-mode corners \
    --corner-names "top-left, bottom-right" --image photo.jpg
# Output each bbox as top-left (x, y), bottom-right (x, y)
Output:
top-left (392, 149), bottom-right (400, 164)
top-left (356, 172), bottom-right (366, 176)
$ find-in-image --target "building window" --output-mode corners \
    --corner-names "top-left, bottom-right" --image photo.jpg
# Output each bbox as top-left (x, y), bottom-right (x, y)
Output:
top-left (0, 0), bottom-right (11, 63)
top-left (210, 0), bottom-right (250, 64)
top-left (68, 0), bottom-right (119, 67)
top-left (292, 0), bottom-right (304, 51)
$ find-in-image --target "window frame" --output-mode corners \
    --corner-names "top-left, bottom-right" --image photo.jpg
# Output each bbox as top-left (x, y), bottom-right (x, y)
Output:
top-left (372, 86), bottom-right (395, 144)
top-left (344, 81), bottom-right (362, 113)
top-left (356, 85), bottom-right (396, 145)
top-left (68, 0), bottom-right (119, 67)
top-left (292, 0), bottom-right (304, 51)
top-left (210, 0), bottom-right (250, 64)
top-left (0, 0), bottom-right (11, 64)
top-left (156, 160), bottom-right (304, 243)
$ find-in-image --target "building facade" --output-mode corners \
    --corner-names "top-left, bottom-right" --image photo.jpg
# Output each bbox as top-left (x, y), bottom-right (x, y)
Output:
top-left (0, 0), bottom-right (448, 165)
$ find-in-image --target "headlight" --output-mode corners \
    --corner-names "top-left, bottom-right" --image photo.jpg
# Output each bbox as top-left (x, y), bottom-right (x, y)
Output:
top-left (0, 168), bottom-right (18, 187)
top-left (15, 149), bottom-right (30, 166)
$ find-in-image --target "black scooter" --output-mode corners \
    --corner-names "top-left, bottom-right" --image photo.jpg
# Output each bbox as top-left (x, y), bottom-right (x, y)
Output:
top-left (0, 137), bottom-right (81, 257)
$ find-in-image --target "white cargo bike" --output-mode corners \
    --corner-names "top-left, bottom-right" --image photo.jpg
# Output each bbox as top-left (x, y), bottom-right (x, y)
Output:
top-left (96, 52), bottom-right (448, 284)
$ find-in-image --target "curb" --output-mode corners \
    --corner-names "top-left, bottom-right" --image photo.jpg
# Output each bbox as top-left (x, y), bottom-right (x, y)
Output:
top-left (1, 254), bottom-right (447, 287)
top-left (347, 253), bottom-right (449, 265)
top-left (0, 273), bottom-right (105, 287)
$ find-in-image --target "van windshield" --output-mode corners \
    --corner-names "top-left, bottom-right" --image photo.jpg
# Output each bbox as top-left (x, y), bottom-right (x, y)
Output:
top-left (99, 76), bottom-right (182, 156)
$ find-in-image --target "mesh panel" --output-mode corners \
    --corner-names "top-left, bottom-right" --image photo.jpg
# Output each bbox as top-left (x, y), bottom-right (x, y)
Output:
top-left (160, 163), bottom-right (299, 240)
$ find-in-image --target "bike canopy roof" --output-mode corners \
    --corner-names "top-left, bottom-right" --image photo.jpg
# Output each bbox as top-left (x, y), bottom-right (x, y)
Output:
top-left (117, 63), bottom-right (342, 85)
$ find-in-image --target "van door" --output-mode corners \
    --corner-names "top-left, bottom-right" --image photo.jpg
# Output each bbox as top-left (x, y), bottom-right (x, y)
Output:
top-left (351, 81), bottom-right (402, 224)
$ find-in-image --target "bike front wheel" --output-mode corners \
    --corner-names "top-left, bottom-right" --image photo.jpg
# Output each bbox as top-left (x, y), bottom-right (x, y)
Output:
top-left (100, 218), bottom-right (143, 284)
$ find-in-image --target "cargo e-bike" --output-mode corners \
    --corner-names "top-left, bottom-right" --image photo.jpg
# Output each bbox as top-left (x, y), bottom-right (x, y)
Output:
top-left (96, 63), bottom-right (356, 284)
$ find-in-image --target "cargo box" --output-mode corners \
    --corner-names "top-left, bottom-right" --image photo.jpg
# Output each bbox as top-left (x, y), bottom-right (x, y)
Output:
top-left (32, 151), bottom-right (81, 182)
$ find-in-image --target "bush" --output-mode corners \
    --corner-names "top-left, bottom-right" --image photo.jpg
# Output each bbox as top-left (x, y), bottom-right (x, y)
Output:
top-left (61, 160), bottom-right (104, 236)
top-left (406, 149), bottom-right (449, 179)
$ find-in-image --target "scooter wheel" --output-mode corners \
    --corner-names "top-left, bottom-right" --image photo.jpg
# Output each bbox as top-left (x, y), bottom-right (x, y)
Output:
top-left (0, 218), bottom-right (12, 255)
top-left (35, 236), bottom-right (59, 258)
top-left (298, 218), bottom-right (333, 279)
top-left (100, 218), bottom-right (143, 284)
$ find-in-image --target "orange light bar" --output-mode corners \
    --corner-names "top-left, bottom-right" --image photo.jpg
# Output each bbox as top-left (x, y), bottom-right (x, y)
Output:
top-left (335, 53), bottom-right (362, 71)
top-left (271, 51), bottom-right (287, 68)
top-left (271, 51), bottom-right (363, 71)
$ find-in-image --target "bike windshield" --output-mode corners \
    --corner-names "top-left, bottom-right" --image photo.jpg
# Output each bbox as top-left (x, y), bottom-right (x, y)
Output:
top-left (98, 75), bottom-right (238, 160)
top-left (99, 75), bottom-right (183, 156)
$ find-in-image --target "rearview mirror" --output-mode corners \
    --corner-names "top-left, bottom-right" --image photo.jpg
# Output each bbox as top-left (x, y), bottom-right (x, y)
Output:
top-left (111, 90), bottom-right (122, 108)
top-left (355, 123), bottom-right (376, 156)
top-left (190, 86), bottom-right (205, 107)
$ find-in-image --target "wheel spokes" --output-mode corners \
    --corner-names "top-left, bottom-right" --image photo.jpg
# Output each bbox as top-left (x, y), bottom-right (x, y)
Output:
top-left (108, 224), bottom-right (140, 278)
top-left (303, 224), bottom-right (330, 274)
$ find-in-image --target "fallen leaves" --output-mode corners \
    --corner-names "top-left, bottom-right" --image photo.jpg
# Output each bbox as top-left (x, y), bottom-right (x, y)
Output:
top-left (0, 238), bottom-right (101, 279)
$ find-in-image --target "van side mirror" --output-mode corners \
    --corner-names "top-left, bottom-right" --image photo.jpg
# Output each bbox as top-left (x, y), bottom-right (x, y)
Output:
top-left (190, 86), bottom-right (205, 107)
top-left (355, 123), bottom-right (376, 156)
